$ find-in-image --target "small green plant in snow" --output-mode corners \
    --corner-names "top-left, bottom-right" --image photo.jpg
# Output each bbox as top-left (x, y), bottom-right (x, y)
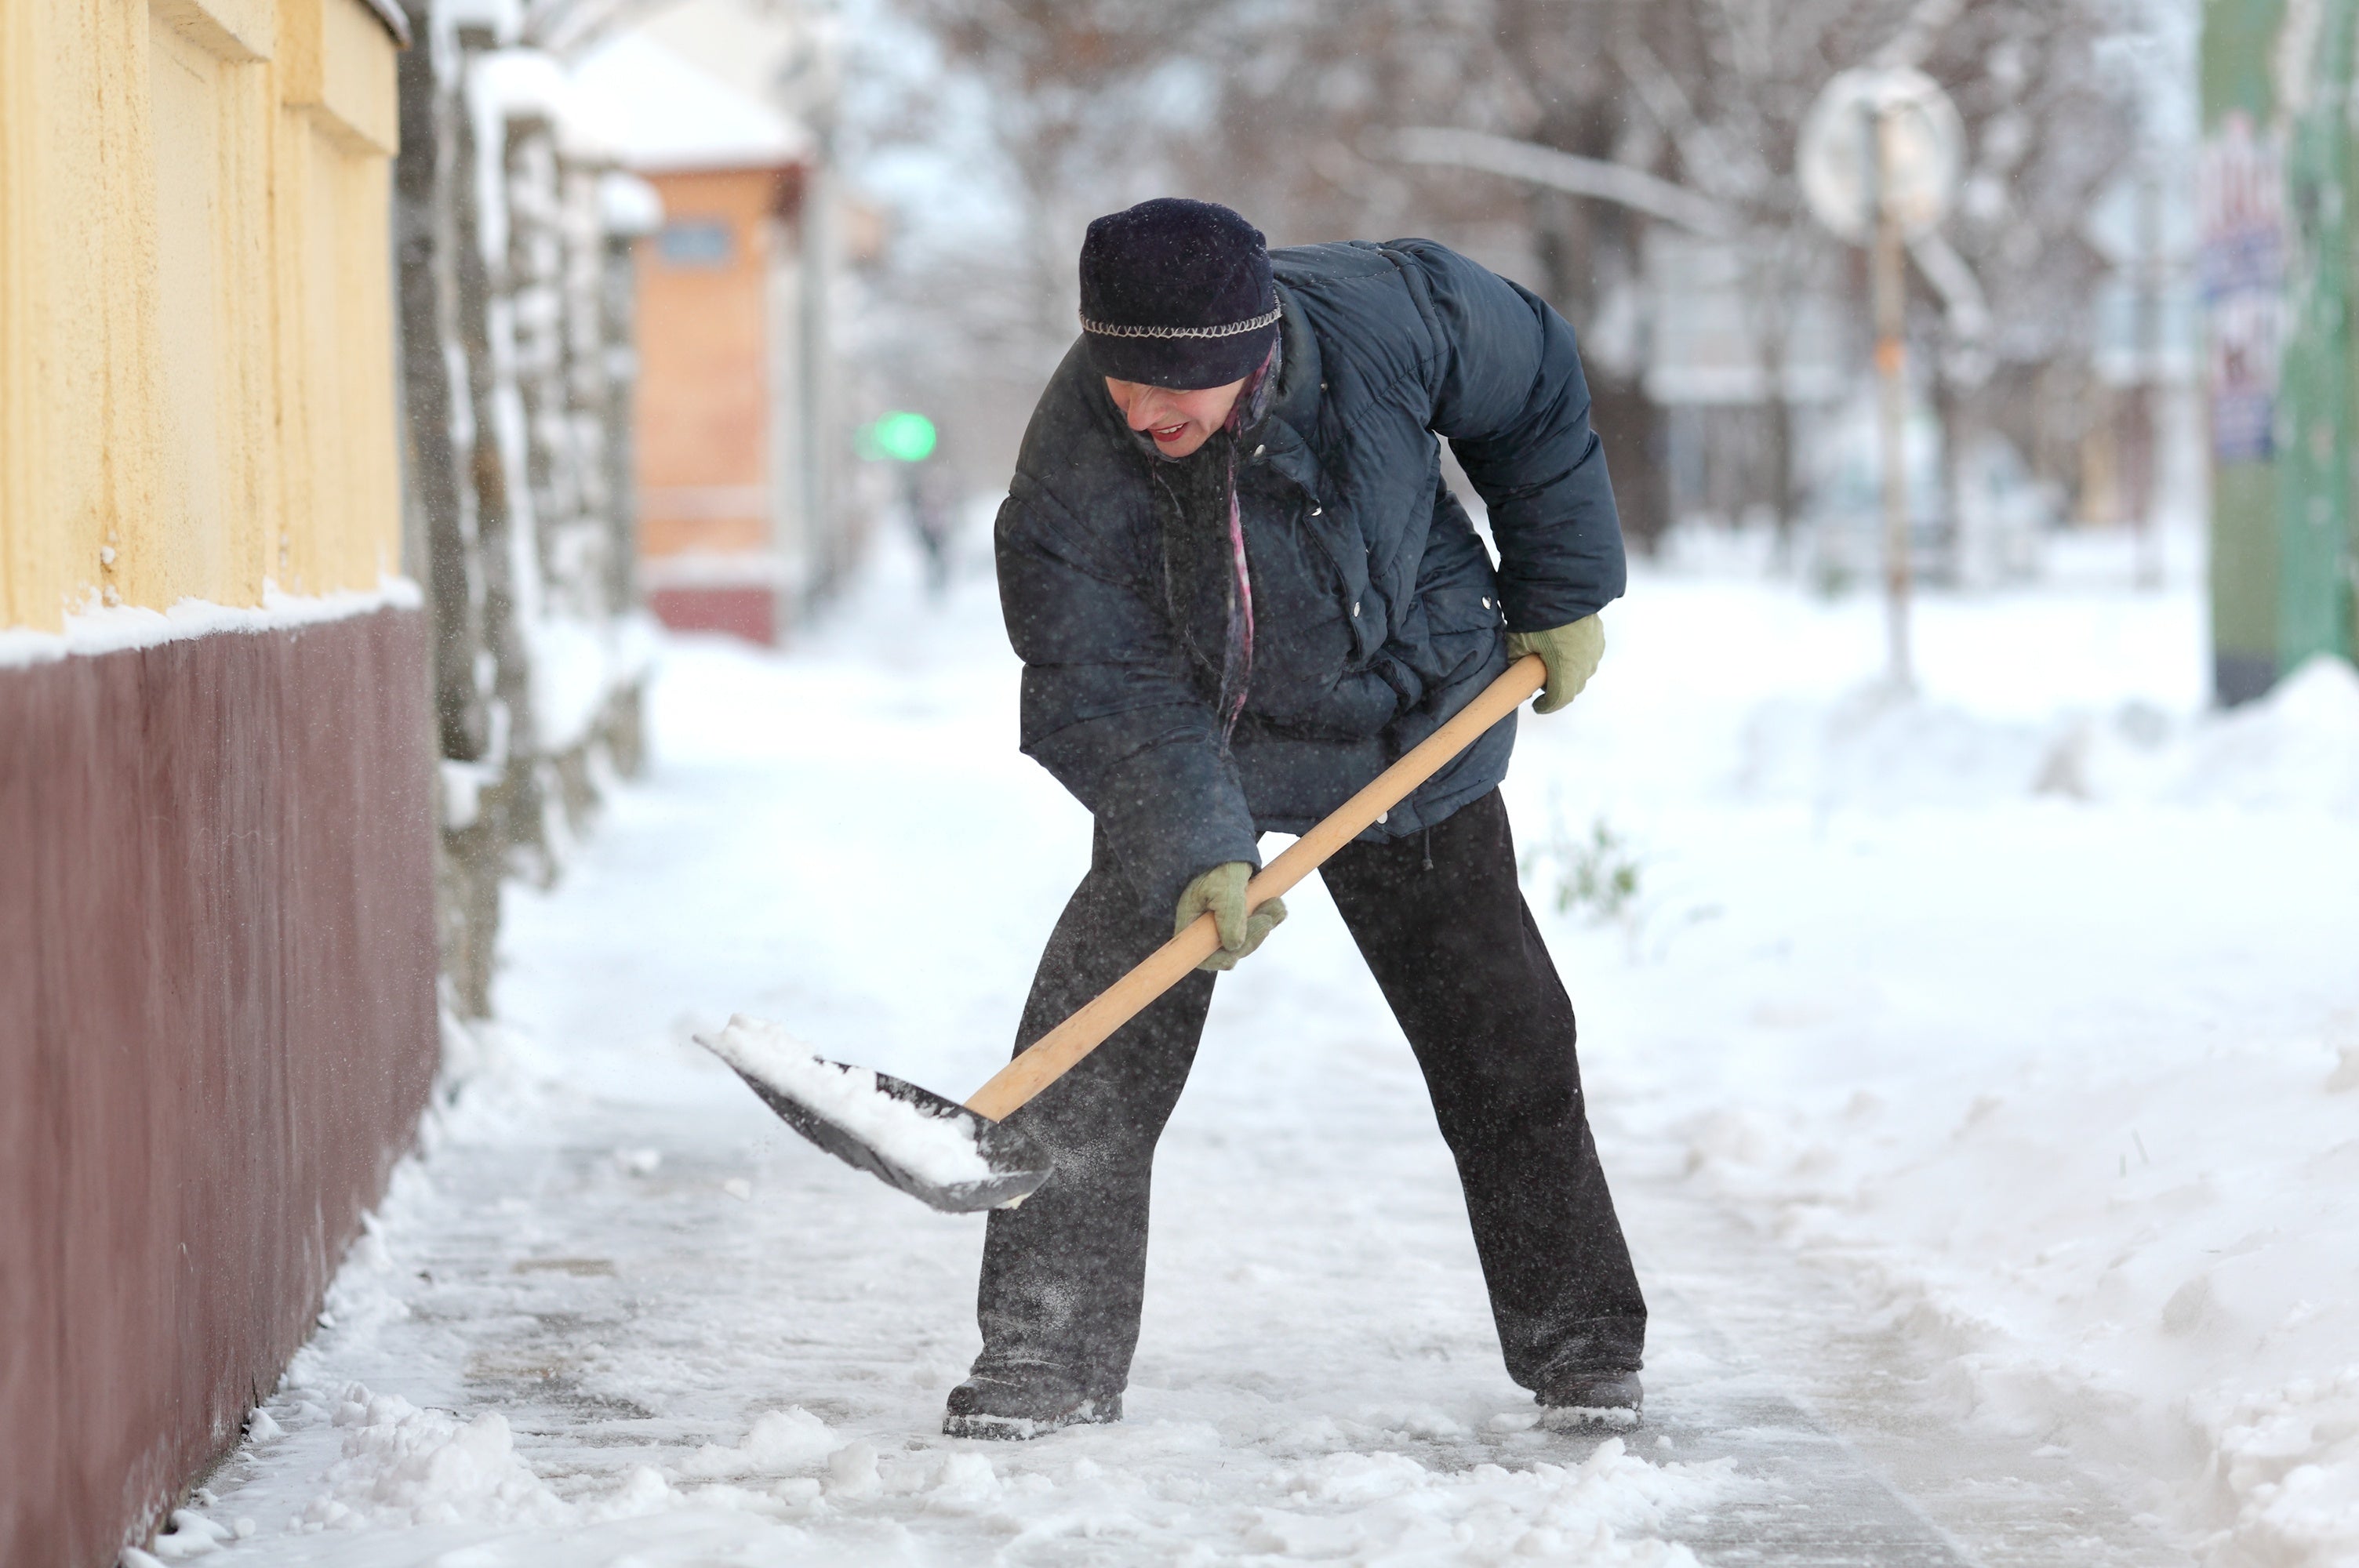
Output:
top-left (1523, 816), bottom-right (1644, 924)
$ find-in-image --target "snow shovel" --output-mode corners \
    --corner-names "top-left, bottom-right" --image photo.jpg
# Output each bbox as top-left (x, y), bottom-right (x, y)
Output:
top-left (701, 653), bottom-right (1548, 1214)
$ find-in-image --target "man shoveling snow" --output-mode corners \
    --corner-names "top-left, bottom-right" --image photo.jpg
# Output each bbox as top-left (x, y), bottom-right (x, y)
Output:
top-left (955, 198), bottom-right (1647, 1438)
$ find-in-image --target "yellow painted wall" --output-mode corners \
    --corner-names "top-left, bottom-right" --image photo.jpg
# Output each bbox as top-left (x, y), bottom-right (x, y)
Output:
top-left (0, 0), bottom-right (402, 633)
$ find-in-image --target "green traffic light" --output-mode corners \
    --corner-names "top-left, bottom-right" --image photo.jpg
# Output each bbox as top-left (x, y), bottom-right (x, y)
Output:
top-left (869, 411), bottom-right (937, 463)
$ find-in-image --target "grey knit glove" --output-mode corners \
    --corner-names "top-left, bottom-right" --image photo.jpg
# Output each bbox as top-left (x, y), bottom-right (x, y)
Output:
top-left (1506, 614), bottom-right (1605, 715)
top-left (1175, 862), bottom-right (1288, 972)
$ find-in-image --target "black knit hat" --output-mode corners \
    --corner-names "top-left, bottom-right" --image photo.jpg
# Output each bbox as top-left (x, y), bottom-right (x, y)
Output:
top-left (1078, 198), bottom-right (1279, 390)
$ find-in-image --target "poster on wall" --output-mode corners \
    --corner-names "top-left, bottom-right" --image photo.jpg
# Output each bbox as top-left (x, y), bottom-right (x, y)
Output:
top-left (2198, 111), bottom-right (2285, 465)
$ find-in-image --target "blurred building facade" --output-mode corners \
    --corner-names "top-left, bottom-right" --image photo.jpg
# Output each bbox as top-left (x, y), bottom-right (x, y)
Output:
top-left (0, 3), bottom-right (437, 1562)
top-left (577, 10), bottom-right (851, 646)
top-left (637, 160), bottom-right (804, 641)
top-left (2201, 0), bottom-right (2357, 702)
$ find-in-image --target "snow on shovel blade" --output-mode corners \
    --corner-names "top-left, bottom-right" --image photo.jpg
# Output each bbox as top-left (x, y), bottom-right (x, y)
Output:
top-left (697, 1015), bottom-right (1052, 1214)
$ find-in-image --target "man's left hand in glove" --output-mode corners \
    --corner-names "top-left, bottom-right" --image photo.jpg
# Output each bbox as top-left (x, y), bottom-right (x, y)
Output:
top-left (1506, 614), bottom-right (1605, 715)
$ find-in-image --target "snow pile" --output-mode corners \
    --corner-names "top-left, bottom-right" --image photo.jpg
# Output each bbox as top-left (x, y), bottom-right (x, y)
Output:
top-left (700, 1013), bottom-right (1000, 1189)
top-left (1737, 687), bottom-right (2054, 808)
top-left (1676, 1018), bottom-right (2359, 1566)
top-left (2151, 655), bottom-right (2359, 811)
top-left (2205, 1370), bottom-right (2359, 1566)
top-left (140, 1508), bottom-right (249, 1560)
top-left (1245, 1438), bottom-right (1726, 1563)
top-left (1733, 652), bottom-right (2359, 814)
top-left (296, 1384), bottom-right (570, 1531)
top-left (675, 1407), bottom-right (839, 1481)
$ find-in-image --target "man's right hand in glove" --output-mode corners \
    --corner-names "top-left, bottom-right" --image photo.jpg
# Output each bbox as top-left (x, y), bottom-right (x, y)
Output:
top-left (1175, 862), bottom-right (1288, 972)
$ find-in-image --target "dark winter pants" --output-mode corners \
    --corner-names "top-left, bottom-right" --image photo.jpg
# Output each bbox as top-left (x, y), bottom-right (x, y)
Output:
top-left (972, 789), bottom-right (1646, 1399)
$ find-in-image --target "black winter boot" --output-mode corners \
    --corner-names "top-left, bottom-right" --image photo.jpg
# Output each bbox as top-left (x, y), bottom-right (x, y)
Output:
top-left (1536, 1369), bottom-right (1643, 1431)
top-left (943, 1367), bottom-right (1122, 1441)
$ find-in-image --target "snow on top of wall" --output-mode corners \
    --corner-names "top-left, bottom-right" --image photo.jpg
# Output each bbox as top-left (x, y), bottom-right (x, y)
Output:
top-left (598, 171), bottom-right (664, 237)
top-left (525, 611), bottom-right (660, 754)
top-left (435, 0), bottom-right (522, 45)
top-left (0, 579), bottom-right (424, 670)
top-left (473, 48), bottom-right (625, 163)
top-left (474, 47), bottom-right (572, 125)
top-left (569, 32), bottom-right (809, 173)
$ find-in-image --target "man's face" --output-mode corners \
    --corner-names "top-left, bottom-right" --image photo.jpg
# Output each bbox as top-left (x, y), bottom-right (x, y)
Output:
top-left (1103, 376), bottom-right (1247, 459)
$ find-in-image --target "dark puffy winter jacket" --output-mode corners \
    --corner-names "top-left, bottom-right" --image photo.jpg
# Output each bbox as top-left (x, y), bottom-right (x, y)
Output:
top-left (995, 238), bottom-right (1625, 916)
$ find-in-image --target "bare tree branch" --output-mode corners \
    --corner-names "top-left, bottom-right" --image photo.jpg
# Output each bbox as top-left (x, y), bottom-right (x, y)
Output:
top-left (1385, 126), bottom-right (1739, 236)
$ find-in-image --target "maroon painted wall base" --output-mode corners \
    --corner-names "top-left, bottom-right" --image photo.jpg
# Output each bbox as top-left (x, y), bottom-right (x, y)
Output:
top-left (0, 605), bottom-right (440, 1566)
top-left (648, 583), bottom-right (776, 645)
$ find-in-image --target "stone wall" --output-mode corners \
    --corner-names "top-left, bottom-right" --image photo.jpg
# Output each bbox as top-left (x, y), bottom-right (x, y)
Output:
top-left (394, 10), bottom-right (654, 1015)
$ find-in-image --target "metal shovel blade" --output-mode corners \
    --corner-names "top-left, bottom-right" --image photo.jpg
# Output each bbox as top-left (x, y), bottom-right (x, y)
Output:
top-left (700, 1031), bottom-right (1054, 1213)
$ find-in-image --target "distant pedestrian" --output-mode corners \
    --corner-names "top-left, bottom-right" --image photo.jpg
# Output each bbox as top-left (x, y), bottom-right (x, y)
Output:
top-left (902, 466), bottom-right (952, 600)
top-left (954, 198), bottom-right (1643, 1438)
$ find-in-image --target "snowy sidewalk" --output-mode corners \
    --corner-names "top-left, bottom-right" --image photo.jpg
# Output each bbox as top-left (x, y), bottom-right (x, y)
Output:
top-left (172, 549), bottom-right (2358, 1566)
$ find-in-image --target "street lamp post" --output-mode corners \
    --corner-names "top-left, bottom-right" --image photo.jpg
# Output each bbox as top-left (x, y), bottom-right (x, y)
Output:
top-left (1870, 106), bottom-right (1914, 689)
top-left (1800, 67), bottom-right (1962, 693)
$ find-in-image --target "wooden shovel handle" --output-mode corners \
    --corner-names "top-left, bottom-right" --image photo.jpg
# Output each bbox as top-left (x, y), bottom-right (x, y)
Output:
top-left (963, 654), bottom-right (1547, 1121)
